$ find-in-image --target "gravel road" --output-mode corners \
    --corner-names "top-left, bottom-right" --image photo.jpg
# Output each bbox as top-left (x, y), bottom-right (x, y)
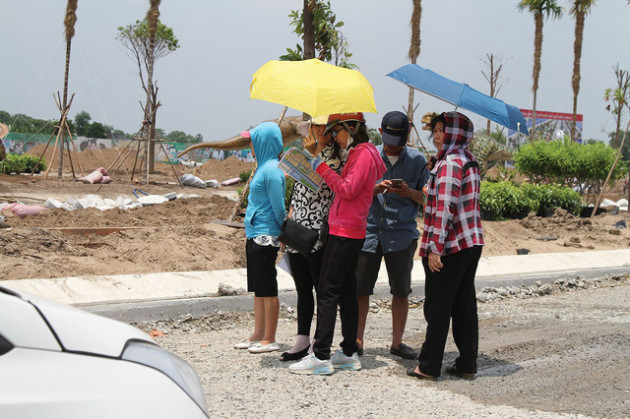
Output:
top-left (137, 276), bottom-right (630, 418)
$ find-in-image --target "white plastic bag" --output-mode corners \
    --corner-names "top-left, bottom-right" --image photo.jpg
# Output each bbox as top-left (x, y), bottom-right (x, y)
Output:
top-left (180, 173), bottom-right (207, 188)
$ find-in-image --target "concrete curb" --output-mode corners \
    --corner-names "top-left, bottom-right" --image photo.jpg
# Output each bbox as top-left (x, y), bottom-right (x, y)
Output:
top-left (5, 249), bottom-right (630, 322)
top-left (84, 265), bottom-right (630, 322)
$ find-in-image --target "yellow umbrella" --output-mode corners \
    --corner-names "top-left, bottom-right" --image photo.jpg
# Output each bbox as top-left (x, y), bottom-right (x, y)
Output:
top-left (250, 58), bottom-right (377, 118)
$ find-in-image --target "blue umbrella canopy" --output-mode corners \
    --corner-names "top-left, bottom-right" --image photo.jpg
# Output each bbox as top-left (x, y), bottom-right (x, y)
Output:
top-left (387, 64), bottom-right (529, 135)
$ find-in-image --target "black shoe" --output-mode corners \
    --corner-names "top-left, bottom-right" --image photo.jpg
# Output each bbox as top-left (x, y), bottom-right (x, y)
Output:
top-left (278, 346), bottom-right (309, 362)
top-left (390, 343), bottom-right (418, 360)
top-left (445, 365), bottom-right (475, 380)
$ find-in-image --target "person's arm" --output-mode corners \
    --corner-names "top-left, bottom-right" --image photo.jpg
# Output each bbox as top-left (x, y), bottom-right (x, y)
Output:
top-left (388, 181), bottom-right (423, 204)
top-left (268, 174), bottom-right (287, 228)
top-left (316, 150), bottom-right (374, 200)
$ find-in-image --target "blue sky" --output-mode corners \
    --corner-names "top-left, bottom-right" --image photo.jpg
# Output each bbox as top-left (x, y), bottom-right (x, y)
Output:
top-left (2, 0), bottom-right (629, 144)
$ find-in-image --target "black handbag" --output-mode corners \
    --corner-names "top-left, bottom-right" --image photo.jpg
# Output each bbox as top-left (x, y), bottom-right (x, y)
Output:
top-left (319, 214), bottom-right (329, 247)
top-left (278, 219), bottom-right (319, 257)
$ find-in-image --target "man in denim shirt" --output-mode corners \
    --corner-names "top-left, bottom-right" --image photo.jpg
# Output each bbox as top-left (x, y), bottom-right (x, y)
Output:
top-left (355, 111), bottom-right (429, 359)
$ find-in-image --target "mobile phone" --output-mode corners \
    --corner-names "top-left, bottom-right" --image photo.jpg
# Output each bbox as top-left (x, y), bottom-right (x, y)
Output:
top-left (390, 179), bottom-right (403, 188)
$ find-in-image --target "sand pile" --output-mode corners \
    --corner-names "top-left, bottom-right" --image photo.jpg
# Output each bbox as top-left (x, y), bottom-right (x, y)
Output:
top-left (26, 145), bottom-right (254, 181)
top-left (192, 156), bottom-right (255, 181)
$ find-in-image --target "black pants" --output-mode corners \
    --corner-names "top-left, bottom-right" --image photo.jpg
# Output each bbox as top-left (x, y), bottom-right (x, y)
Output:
top-left (245, 239), bottom-right (279, 297)
top-left (288, 248), bottom-right (324, 336)
top-left (313, 235), bottom-right (363, 360)
top-left (418, 246), bottom-right (482, 377)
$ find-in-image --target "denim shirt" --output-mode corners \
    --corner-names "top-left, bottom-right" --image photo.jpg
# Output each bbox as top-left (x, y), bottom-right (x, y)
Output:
top-left (362, 145), bottom-right (429, 253)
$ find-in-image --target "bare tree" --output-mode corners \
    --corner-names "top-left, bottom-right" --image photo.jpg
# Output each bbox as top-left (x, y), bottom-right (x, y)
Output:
top-left (116, 8), bottom-right (179, 177)
top-left (481, 53), bottom-right (510, 135)
top-left (144, 0), bottom-right (160, 175)
top-left (604, 64), bottom-right (630, 149)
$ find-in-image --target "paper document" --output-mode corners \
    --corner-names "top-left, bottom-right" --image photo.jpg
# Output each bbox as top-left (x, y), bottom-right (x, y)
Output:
top-left (277, 251), bottom-right (292, 275)
top-left (278, 148), bottom-right (325, 192)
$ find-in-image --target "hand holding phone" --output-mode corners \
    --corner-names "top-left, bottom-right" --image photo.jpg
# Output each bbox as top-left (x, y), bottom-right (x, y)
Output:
top-left (390, 179), bottom-right (403, 188)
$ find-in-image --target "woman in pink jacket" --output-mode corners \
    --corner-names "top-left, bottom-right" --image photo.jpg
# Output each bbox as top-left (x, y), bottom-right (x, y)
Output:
top-left (289, 113), bottom-right (387, 375)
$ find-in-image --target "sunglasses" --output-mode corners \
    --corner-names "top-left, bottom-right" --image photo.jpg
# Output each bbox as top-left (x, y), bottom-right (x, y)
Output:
top-left (330, 127), bottom-right (346, 139)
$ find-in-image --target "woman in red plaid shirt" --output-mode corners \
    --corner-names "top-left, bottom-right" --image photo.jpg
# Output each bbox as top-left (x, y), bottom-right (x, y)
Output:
top-left (408, 111), bottom-right (484, 381)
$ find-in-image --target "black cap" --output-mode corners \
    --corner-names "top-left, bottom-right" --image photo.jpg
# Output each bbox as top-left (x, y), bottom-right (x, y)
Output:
top-left (381, 111), bottom-right (409, 146)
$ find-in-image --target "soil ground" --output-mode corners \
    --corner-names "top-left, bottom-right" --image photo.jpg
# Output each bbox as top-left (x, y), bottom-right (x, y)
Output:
top-left (142, 278), bottom-right (630, 418)
top-left (1, 146), bottom-right (629, 280)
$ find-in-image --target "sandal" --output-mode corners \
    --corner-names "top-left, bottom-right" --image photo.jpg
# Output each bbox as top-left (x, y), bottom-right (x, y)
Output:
top-left (279, 346), bottom-right (309, 362)
top-left (406, 367), bottom-right (437, 381)
top-left (445, 365), bottom-right (475, 380)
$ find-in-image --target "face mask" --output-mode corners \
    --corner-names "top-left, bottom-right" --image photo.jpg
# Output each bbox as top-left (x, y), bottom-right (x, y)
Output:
top-left (339, 147), bottom-right (349, 162)
top-left (344, 136), bottom-right (354, 150)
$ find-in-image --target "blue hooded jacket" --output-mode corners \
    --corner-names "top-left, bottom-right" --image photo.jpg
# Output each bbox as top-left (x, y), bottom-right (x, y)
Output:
top-left (244, 122), bottom-right (286, 239)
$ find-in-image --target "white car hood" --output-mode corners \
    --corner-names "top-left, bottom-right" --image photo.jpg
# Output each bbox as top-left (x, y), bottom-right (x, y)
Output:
top-left (3, 286), bottom-right (153, 357)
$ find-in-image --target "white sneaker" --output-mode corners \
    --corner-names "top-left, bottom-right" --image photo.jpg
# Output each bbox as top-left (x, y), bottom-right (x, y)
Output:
top-left (289, 354), bottom-right (334, 375)
top-left (248, 342), bottom-right (280, 353)
top-left (331, 351), bottom-right (361, 371)
top-left (234, 339), bottom-right (259, 349)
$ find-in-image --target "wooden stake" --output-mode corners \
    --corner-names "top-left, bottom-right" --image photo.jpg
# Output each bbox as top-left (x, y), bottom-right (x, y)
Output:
top-left (590, 119), bottom-right (630, 219)
top-left (43, 129), bottom-right (62, 179)
top-left (30, 131), bottom-right (56, 176)
top-left (411, 123), bottom-right (430, 156)
top-left (64, 120), bottom-right (84, 177)
top-left (156, 139), bottom-right (184, 188)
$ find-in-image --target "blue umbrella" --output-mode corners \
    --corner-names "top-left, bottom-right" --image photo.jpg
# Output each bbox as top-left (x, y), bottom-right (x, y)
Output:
top-left (387, 64), bottom-right (529, 135)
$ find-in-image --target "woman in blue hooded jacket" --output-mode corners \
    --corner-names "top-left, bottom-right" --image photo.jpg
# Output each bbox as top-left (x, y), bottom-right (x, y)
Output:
top-left (234, 121), bottom-right (286, 354)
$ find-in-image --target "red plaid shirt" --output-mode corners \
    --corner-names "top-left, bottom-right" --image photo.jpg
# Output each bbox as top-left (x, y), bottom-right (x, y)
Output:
top-left (419, 112), bottom-right (484, 257)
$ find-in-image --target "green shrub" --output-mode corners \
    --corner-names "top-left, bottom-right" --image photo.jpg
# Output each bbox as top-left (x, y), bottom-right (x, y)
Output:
top-left (239, 170), bottom-right (252, 183)
top-left (0, 154), bottom-right (46, 174)
top-left (521, 183), bottom-right (583, 215)
top-left (513, 139), bottom-right (626, 187)
top-left (23, 154), bottom-right (47, 173)
top-left (480, 181), bottom-right (537, 220)
top-left (552, 186), bottom-right (583, 215)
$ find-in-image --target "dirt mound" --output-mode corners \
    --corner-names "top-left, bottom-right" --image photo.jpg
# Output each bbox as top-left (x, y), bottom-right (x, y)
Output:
top-left (26, 145), bottom-right (254, 182)
top-left (192, 156), bottom-right (254, 181)
top-left (1, 163), bottom-right (628, 280)
top-left (6, 195), bottom-right (235, 228)
top-left (0, 194), bottom-right (246, 280)
top-left (27, 144), bottom-right (173, 175)
top-left (517, 208), bottom-right (630, 250)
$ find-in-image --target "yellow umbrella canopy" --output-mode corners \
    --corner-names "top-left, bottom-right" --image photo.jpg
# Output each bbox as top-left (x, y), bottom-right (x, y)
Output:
top-left (250, 58), bottom-right (377, 118)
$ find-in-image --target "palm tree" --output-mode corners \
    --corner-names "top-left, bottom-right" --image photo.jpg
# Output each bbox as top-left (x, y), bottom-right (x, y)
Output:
top-left (59, 0), bottom-right (78, 178)
top-left (407, 0), bottom-right (422, 123)
top-left (569, 0), bottom-right (596, 141)
top-left (517, 0), bottom-right (562, 141)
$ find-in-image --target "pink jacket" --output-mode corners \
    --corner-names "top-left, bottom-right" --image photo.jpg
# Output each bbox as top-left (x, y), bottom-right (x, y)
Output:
top-left (316, 143), bottom-right (387, 239)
